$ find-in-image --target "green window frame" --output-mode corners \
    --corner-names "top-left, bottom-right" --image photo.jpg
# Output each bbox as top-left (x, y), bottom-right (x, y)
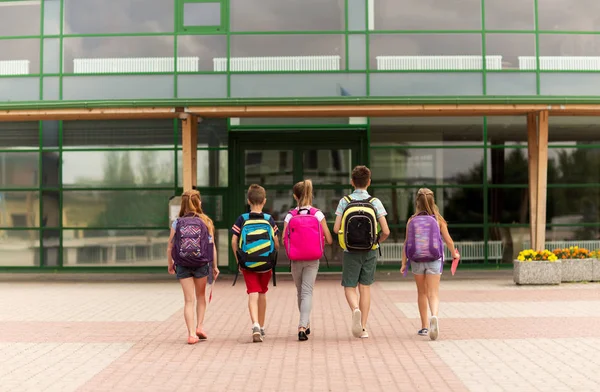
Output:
top-left (176, 0), bottom-right (228, 33)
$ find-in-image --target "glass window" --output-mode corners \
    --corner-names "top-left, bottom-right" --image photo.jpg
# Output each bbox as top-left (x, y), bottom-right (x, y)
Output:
top-left (177, 150), bottom-right (228, 187)
top-left (370, 187), bottom-right (485, 225)
top-left (0, 1), bottom-right (40, 36)
top-left (370, 73), bottom-right (483, 96)
top-left (538, 0), bottom-right (600, 31)
top-left (63, 151), bottom-right (175, 188)
top-left (43, 0), bottom-right (61, 35)
top-left (230, 35), bottom-right (345, 71)
top-left (548, 117), bottom-right (600, 143)
top-left (0, 39), bottom-right (40, 75)
top-left (177, 118), bottom-right (228, 146)
top-left (63, 36), bottom-right (175, 74)
top-left (177, 35), bottom-right (227, 72)
top-left (548, 148), bottom-right (600, 185)
top-left (42, 229), bottom-right (60, 267)
top-left (540, 73), bottom-right (600, 96)
top-left (486, 34), bottom-right (535, 70)
top-left (178, 75), bottom-right (227, 98)
top-left (62, 229), bottom-right (169, 266)
top-left (348, 0), bottom-right (366, 31)
top-left (63, 191), bottom-right (172, 228)
top-left (41, 121), bottom-right (60, 149)
top-left (486, 73), bottom-right (537, 96)
top-left (244, 149), bottom-right (293, 185)
top-left (488, 187), bottom-right (529, 224)
top-left (370, 149), bottom-right (484, 185)
top-left (0, 122), bottom-right (39, 149)
top-left (348, 34), bottom-right (366, 71)
top-left (0, 152), bottom-right (39, 188)
top-left (373, 0), bottom-right (481, 31)
top-left (548, 187), bottom-right (600, 228)
top-left (43, 38), bottom-right (60, 74)
top-left (42, 152), bottom-right (60, 188)
top-left (233, 117), bottom-right (350, 126)
top-left (0, 77), bottom-right (39, 102)
top-left (0, 230), bottom-right (38, 267)
top-left (230, 0), bottom-right (344, 32)
top-left (230, 74), bottom-right (366, 98)
top-left (303, 149), bottom-right (352, 185)
top-left (0, 192), bottom-right (39, 227)
top-left (182, 1), bottom-right (223, 30)
top-left (62, 75), bottom-right (174, 100)
top-left (487, 148), bottom-right (529, 185)
top-left (63, 120), bottom-right (174, 148)
top-left (537, 35), bottom-right (600, 70)
top-left (370, 117), bottom-right (484, 144)
top-left (370, 34), bottom-right (483, 70)
top-left (485, 0), bottom-right (534, 30)
top-left (42, 191), bottom-right (60, 227)
top-left (43, 77), bottom-right (60, 101)
top-left (64, 0), bottom-right (174, 34)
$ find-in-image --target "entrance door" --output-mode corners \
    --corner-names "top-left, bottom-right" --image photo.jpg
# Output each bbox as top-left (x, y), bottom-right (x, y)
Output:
top-left (229, 129), bottom-right (367, 271)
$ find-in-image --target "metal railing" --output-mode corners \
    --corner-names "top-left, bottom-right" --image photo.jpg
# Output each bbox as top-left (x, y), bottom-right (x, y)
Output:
top-left (73, 57), bottom-right (199, 73)
top-left (379, 241), bottom-right (504, 263)
top-left (213, 55), bottom-right (342, 72)
top-left (0, 60), bottom-right (30, 75)
top-left (523, 240), bottom-right (600, 251)
top-left (519, 56), bottom-right (600, 71)
top-left (376, 55), bottom-right (503, 70)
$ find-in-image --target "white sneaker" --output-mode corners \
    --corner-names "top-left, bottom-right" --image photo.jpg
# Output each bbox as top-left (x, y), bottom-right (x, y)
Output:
top-left (252, 326), bottom-right (263, 343)
top-left (429, 316), bottom-right (439, 341)
top-left (351, 308), bottom-right (363, 338)
top-left (360, 329), bottom-right (369, 339)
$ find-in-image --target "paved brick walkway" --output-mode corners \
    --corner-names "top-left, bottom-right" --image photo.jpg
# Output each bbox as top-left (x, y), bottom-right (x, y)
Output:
top-left (1, 272), bottom-right (599, 392)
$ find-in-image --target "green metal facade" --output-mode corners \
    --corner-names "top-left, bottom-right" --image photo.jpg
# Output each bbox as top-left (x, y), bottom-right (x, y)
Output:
top-left (1, 0), bottom-right (600, 271)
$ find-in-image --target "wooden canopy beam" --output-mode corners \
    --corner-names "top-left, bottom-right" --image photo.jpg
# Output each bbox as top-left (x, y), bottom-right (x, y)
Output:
top-left (181, 114), bottom-right (198, 192)
top-left (3, 104), bottom-right (600, 121)
top-left (527, 111), bottom-right (549, 251)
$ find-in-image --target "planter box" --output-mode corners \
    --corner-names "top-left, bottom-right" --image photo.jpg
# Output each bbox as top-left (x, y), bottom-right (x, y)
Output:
top-left (561, 258), bottom-right (593, 282)
top-left (513, 260), bottom-right (561, 285)
top-left (592, 259), bottom-right (600, 282)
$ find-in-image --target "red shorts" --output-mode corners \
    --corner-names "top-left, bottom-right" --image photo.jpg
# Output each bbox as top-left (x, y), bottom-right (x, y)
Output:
top-left (242, 270), bottom-right (272, 294)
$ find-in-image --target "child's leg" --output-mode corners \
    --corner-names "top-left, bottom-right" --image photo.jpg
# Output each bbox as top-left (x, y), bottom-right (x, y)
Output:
top-left (258, 293), bottom-right (267, 327)
top-left (193, 276), bottom-right (208, 334)
top-left (358, 284), bottom-right (371, 328)
top-left (179, 277), bottom-right (196, 337)
top-left (298, 261), bottom-right (319, 330)
top-left (342, 252), bottom-right (361, 310)
top-left (248, 293), bottom-right (259, 324)
top-left (425, 273), bottom-right (441, 316)
top-left (357, 250), bottom-right (378, 329)
top-left (291, 262), bottom-right (303, 316)
top-left (414, 274), bottom-right (428, 329)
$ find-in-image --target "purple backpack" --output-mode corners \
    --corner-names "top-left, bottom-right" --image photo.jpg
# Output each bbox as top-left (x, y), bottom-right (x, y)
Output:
top-left (405, 213), bottom-right (444, 263)
top-left (171, 215), bottom-right (213, 268)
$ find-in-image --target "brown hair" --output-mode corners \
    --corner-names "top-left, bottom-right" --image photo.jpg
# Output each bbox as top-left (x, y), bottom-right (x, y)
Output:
top-left (415, 188), bottom-right (446, 225)
top-left (351, 165), bottom-right (371, 189)
top-left (247, 184), bottom-right (266, 206)
top-left (293, 179), bottom-right (313, 207)
top-left (179, 190), bottom-right (214, 234)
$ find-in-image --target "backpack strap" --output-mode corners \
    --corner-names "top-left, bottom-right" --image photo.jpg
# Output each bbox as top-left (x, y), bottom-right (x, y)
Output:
top-left (289, 209), bottom-right (299, 217)
top-left (344, 195), bottom-right (352, 203)
top-left (308, 207), bottom-right (318, 215)
top-left (367, 197), bottom-right (378, 204)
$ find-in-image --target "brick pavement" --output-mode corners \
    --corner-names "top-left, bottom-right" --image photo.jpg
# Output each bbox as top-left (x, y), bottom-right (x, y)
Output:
top-left (0, 272), bottom-right (599, 392)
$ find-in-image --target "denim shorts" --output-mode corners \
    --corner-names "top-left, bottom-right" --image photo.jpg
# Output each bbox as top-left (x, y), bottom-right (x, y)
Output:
top-left (175, 264), bottom-right (209, 280)
top-left (411, 259), bottom-right (443, 275)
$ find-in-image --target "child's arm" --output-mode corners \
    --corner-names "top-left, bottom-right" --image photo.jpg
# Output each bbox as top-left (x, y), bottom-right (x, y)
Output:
top-left (400, 218), bottom-right (411, 273)
top-left (377, 216), bottom-right (390, 243)
top-left (210, 228), bottom-right (219, 280)
top-left (440, 221), bottom-right (458, 258)
top-left (167, 228), bottom-right (175, 274)
top-left (333, 215), bottom-right (342, 234)
top-left (321, 219), bottom-right (333, 245)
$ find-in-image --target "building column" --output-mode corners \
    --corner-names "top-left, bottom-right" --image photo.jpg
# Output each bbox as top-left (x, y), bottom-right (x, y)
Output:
top-left (181, 114), bottom-right (198, 192)
top-left (527, 111), bottom-right (549, 250)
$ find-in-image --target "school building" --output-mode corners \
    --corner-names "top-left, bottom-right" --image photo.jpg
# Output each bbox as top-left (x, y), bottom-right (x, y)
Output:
top-left (1, 0), bottom-right (599, 272)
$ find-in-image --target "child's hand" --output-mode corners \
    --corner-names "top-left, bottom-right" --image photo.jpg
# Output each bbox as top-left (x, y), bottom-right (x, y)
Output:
top-left (400, 263), bottom-right (407, 274)
top-left (168, 262), bottom-right (175, 275)
top-left (213, 266), bottom-right (220, 281)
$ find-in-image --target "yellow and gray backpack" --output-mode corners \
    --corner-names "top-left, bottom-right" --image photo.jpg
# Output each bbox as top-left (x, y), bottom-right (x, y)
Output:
top-left (338, 196), bottom-right (380, 253)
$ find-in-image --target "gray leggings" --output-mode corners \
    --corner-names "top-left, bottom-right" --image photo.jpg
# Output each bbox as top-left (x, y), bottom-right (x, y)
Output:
top-left (290, 260), bottom-right (319, 328)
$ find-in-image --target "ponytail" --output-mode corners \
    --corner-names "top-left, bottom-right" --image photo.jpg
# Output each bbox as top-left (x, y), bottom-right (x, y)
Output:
top-left (293, 179), bottom-right (314, 208)
top-left (178, 190), bottom-right (215, 235)
top-left (415, 188), bottom-right (446, 225)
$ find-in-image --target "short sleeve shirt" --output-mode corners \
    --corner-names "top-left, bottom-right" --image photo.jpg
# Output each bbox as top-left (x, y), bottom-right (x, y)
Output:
top-left (231, 213), bottom-right (279, 237)
top-left (284, 206), bottom-right (326, 224)
top-left (335, 189), bottom-right (387, 219)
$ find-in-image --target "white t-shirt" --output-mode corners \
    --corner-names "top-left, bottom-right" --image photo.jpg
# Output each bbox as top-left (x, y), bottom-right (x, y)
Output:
top-left (284, 206), bottom-right (325, 224)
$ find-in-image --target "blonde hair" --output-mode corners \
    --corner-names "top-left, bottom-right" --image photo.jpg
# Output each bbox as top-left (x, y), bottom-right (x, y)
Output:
top-left (179, 190), bottom-right (214, 234)
top-left (415, 188), bottom-right (446, 225)
top-left (293, 179), bottom-right (313, 207)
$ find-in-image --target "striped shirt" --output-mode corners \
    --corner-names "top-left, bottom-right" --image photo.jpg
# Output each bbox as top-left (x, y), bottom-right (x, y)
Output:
top-left (335, 189), bottom-right (387, 219)
top-left (231, 212), bottom-right (279, 237)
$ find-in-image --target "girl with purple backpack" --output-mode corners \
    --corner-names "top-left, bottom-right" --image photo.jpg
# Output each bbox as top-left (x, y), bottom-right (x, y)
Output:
top-left (400, 188), bottom-right (459, 341)
top-left (167, 190), bottom-right (220, 345)
top-left (283, 179), bottom-right (332, 341)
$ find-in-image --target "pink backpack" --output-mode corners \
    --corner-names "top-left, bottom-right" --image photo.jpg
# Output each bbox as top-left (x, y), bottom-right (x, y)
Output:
top-left (283, 207), bottom-right (325, 261)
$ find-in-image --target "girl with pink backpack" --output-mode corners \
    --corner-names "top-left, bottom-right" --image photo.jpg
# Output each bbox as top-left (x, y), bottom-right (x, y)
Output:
top-left (283, 179), bottom-right (333, 341)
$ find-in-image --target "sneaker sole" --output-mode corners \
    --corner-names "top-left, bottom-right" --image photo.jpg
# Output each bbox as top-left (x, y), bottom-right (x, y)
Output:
top-left (351, 309), bottom-right (363, 338)
top-left (429, 317), bottom-right (439, 341)
top-left (253, 332), bottom-right (263, 343)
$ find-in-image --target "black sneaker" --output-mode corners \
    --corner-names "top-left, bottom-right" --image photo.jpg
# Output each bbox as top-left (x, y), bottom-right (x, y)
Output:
top-left (418, 328), bottom-right (429, 336)
top-left (298, 331), bottom-right (308, 341)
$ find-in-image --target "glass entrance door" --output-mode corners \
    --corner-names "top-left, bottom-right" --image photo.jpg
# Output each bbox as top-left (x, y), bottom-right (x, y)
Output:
top-left (229, 129), bottom-right (367, 271)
